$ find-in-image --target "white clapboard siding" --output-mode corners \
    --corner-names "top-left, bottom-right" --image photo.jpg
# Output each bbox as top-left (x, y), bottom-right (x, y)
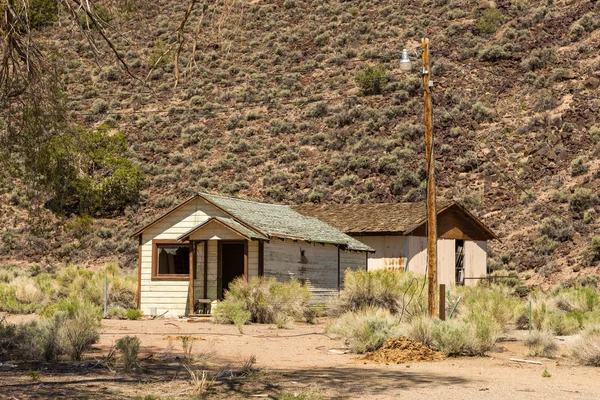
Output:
top-left (140, 198), bottom-right (227, 317)
top-left (189, 220), bottom-right (245, 241)
top-left (464, 240), bottom-right (487, 286)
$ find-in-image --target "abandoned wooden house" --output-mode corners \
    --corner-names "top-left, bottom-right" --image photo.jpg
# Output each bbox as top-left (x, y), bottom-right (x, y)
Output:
top-left (292, 200), bottom-right (497, 287)
top-left (131, 193), bottom-right (373, 316)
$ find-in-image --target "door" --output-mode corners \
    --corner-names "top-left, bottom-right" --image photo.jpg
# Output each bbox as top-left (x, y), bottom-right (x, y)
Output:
top-left (219, 242), bottom-right (246, 299)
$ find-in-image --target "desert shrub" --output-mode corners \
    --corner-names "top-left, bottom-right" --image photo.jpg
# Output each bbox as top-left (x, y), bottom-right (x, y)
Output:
top-left (457, 285), bottom-right (522, 331)
top-left (355, 65), bottom-right (388, 95)
top-left (554, 287), bottom-right (600, 313)
top-left (525, 330), bottom-right (558, 358)
top-left (335, 269), bottom-right (426, 318)
top-left (543, 312), bottom-right (580, 335)
top-left (584, 209), bottom-right (596, 224)
top-left (0, 299), bottom-right (100, 362)
top-left (217, 277), bottom-right (312, 326)
top-left (521, 47), bottom-right (556, 71)
top-left (534, 235), bottom-right (559, 255)
top-left (538, 217), bottom-right (574, 242)
top-left (569, 188), bottom-right (598, 213)
top-left (326, 307), bottom-right (402, 353)
top-left (589, 126), bottom-right (600, 144)
top-left (471, 101), bottom-right (494, 122)
top-left (126, 308), bottom-right (143, 320)
top-left (213, 299), bottom-right (251, 333)
top-left (60, 300), bottom-right (102, 360)
top-left (108, 306), bottom-right (127, 319)
top-left (571, 157), bottom-right (589, 177)
top-left (404, 316), bottom-right (434, 348)
top-left (116, 336), bottom-right (140, 372)
top-left (570, 326), bottom-right (600, 366)
top-left (431, 316), bottom-right (499, 356)
top-left (477, 8), bottom-right (503, 34)
top-left (479, 45), bottom-right (508, 61)
top-left (590, 236), bottom-right (600, 261)
top-left (0, 284), bottom-right (39, 313)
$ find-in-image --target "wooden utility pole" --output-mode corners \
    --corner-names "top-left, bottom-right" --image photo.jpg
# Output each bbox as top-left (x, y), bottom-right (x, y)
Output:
top-left (422, 38), bottom-right (438, 318)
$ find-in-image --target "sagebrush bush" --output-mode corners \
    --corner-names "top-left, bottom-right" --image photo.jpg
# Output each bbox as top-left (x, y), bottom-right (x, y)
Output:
top-left (60, 300), bottom-right (102, 360)
top-left (355, 65), bottom-right (388, 95)
top-left (116, 336), bottom-right (140, 372)
top-left (404, 316), bottom-right (434, 348)
top-left (538, 217), bottom-right (574, 242)
top-left (334, 269), bottom-right (426, 318)
top-left (431, 315), bottom-right (499, 356)
top-left (216, 277), bottom-right (312, 327)
top-left (570, 188), bottom-right (598, 213)
top-left (570, 326), bottom-right (600, 366)
top-left (457, 285), bottom-right (522, 331)
top-left (526, 330), bottom-right (558, 358)
top-left (327, 307), bottom-right (402, 353)
top-left (213, 299), bottom-right (251, 333)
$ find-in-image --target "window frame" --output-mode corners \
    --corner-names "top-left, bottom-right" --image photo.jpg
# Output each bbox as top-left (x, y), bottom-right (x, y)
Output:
top-left (151, 239), bottom-right (194, 281)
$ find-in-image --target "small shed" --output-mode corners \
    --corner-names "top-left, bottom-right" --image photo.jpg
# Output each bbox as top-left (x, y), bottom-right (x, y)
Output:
top-left (292, 200), bottom-right (497, 287)
top-left (131, 193), bottom-right (373, 316)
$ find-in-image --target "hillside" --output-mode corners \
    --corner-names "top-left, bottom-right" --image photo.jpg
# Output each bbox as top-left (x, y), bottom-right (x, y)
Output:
top-left (1, 0), bottom-right (600, 288)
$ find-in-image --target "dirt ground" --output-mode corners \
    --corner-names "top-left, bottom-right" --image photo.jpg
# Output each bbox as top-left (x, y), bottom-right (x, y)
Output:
top-left (1, 315), bottom-right (599, 399)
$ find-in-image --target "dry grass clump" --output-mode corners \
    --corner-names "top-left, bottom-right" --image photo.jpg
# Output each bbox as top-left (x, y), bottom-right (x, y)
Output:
top-left (326, 307), bottom-right (402, 354)
top-left (431, 315), bottom-right (500, 356)
top-left (525, 330), bottom-right (558, 358)
top-left (570, 326), bottom-right (600, 366)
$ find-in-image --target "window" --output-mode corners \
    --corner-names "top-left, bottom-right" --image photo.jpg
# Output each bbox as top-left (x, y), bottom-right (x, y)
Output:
top-left (152, 241), bottom-right (192, 279)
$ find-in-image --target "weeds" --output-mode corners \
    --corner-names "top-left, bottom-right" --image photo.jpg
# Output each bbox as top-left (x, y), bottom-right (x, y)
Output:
top-left (326, 307), bottom-right (402, 354)
top-left (525, 330), bottom-right (558, 358)
top-left (570, 326), bottom-right (600, 366)
top-left (116, 336), bottom-right (140, 372)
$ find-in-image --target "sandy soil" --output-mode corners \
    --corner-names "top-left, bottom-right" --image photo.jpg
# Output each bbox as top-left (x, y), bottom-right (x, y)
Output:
top-left (1, 316), bottom-right (599, 399)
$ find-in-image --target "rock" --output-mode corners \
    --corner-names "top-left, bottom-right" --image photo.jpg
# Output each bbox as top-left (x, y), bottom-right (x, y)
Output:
top-left (584, 76), bottom-right (600, 90)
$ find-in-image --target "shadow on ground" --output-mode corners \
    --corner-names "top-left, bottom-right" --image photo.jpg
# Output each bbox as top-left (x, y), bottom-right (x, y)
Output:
top-left (0, 361), bottom-right (471, 399)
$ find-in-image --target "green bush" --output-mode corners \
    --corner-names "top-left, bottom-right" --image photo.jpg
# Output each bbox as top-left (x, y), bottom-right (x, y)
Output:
top-left (326, 307), bottom-right (402, 354)
top-left (477, 8), bottom-right (503, 34)
top-left (404, 316), bottom-right (434, 348)
top-left (431, 316), bottom-right (499, 356)
top-left (335, 269), bottom-right (426, 318)
top-left (543, 312), bottom-right (580, 335)
top-left (355, 65), bottom-right (388, 95)
top-left (570, 188), bottom-right (599, 213)
top-left (526, 330), bottom-right (558, 358)
top-left (571, 157), bottom-right (589, 177)
top-left (116, 336), bottom-right (140, 372)
top-left (216, 277), bottom-right (312, 326)
top-left (126, 308), bottom-right (143, 320)
top-left (457, 285), bottom-right (522, 331)
top-left (591, 236), bottom-right (600, 261)
top-left (538, 217), bottom-right (574, 242)
top-left (60, 301), bottom-right (102, 360)
top-left (213, 299), bottom-right (251, 333)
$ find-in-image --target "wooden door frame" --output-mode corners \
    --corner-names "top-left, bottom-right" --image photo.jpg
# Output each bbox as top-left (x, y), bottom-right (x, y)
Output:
top-left (217, 240), bottom-right (248, 300)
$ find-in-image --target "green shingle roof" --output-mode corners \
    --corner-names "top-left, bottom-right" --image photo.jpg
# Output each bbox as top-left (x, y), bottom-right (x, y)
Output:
top-left (199, 193), bottom-right (373, 252)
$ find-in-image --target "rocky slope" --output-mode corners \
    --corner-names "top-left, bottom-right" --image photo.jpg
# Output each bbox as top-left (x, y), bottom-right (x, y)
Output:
top-left (1, 0), bottom-right (599, 288)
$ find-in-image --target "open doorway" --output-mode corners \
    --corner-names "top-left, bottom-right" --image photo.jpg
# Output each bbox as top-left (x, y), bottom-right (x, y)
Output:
top-left (219, 242), bottom-right (245, 299)
top-left (455, 240), bottom-right (465, 286)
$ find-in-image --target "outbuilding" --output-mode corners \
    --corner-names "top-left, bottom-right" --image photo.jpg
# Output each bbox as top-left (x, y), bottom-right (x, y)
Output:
top-left (131, 193), bottom-right (372, 316)
top-left (292, 200), bottom-right (497, 287)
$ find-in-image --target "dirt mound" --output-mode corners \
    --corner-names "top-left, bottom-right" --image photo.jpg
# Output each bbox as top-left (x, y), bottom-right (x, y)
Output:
top-left (361, 337), bottom-right (445, 364)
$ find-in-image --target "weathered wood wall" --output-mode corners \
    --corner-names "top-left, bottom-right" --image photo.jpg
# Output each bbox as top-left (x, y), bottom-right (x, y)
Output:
top-left (356, 236), bottom-right (407, 271)
top-left (464, 240), bottom-right (487, 285)
top-left (263, 239), bottom-right (367, 304)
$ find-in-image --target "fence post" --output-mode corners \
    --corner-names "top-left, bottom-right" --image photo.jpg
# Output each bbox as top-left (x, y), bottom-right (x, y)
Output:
top-left (439, 284), bottom-right (446, 321)
top-left (103, 276), bottom-right (108, 319)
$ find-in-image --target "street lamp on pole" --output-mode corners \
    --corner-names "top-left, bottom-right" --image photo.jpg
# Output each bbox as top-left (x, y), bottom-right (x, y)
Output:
top-left (400, 38), bottom-right (438, 318)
